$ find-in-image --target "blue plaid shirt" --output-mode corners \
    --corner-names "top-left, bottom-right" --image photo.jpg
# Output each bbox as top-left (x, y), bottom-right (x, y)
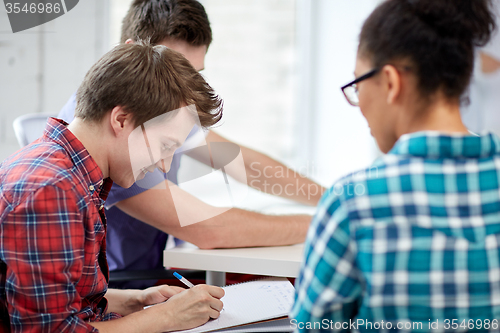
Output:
top-left (292, 131), bottom-right (500, 332)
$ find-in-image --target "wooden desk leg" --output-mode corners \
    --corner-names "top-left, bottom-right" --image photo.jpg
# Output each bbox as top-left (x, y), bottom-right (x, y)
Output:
top-left (206, 271), bottom-right (225, 286)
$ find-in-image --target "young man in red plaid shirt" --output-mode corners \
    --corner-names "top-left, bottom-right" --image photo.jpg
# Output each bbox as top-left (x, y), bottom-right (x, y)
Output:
top-left (0, 41), bottom-right (224, 332)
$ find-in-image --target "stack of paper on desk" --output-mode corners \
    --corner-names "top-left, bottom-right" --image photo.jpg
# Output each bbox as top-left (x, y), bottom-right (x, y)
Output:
top-left (172, 277), bottom-right (295, 333)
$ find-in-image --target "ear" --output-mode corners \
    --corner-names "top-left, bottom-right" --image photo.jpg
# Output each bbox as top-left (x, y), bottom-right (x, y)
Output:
top-left (381, 64), bottom-right (402, 105)
top-left (109, 106), bottom-right (133, 137)
top-left (125, 39), bottom-right (135, 45)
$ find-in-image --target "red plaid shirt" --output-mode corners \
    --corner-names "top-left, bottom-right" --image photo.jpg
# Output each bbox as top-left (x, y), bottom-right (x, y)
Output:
top-left (0, 118), bottom-right (120, 332)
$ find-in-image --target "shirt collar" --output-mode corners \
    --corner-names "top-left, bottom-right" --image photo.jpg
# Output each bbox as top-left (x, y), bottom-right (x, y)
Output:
top-left (43, 118), bottom-right (108, 194)
top-left (389, 131), bottom-right (500, 159)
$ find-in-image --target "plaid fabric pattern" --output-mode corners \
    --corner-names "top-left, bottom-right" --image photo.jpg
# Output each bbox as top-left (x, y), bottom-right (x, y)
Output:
top-left (0, 118), bottom-right (119, 332)
top-left (292, 131), bottom-right (500, 332)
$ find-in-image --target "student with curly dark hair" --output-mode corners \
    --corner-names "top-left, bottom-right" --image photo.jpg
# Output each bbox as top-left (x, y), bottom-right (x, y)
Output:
top-left (292, 0), bottom-right (499, 330)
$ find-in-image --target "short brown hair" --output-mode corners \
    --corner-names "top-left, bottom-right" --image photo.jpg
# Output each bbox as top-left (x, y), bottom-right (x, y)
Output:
top-left (74, 41), bottom-right (222, 128)
top-left (121, 0), bottom-right (212, 46)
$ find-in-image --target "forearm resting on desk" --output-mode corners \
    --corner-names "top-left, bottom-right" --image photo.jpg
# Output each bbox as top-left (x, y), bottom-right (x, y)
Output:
top-left (175, 208), bottom-right (312, 249)
top-left (116, 183), bottom-right (312, 250)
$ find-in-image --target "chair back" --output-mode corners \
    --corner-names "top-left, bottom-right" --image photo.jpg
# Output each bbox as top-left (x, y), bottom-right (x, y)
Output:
top-left (13, 113), bottom-right (56, 148)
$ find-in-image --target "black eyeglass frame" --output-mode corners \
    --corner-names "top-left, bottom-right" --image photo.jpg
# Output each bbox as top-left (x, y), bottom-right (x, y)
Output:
top-left (340, 68), bottom-right (380, 106)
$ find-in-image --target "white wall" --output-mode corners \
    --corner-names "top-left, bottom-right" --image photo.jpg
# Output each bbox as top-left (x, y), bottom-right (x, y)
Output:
top-left (294, 0), bottom-right (381, 186)
top-left (109, 0), bottom-right (134, 47)
top-left (0, 0), bottom-right (109, 161)
top-left (186, 0), bottom-right (382, 190)
top-left (200, 0), bottom-right (297, 160)
top-left (178, 0), bottom-right (299, 195)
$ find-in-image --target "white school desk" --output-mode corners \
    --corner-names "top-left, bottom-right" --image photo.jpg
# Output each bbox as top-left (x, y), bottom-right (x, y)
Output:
top-left (163, 243), bottom-right (304, 286)
top-left (169, 169), bottom-right (316, 285)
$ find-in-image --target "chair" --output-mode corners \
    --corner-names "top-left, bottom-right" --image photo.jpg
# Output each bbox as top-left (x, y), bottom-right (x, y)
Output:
top-left (12, 113), bottom-right (56, 148)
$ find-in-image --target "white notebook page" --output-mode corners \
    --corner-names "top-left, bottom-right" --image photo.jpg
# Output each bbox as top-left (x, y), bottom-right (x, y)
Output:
top-left (172, 277), bottom-right (295, 333)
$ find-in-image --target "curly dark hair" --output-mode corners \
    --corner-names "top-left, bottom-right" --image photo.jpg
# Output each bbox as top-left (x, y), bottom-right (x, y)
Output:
top-left (359, 0), bottom-right (496, 101)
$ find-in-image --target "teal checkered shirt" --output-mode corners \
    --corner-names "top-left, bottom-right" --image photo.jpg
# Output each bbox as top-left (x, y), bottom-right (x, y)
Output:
top-left (292, 131), bottom-right (500, 332)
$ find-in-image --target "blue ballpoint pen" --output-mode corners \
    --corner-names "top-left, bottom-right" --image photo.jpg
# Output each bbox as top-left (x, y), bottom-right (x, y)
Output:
top-left (174, 271), bottom-right (225, 311)
top-left (173, 271), bottom-right (195, 288)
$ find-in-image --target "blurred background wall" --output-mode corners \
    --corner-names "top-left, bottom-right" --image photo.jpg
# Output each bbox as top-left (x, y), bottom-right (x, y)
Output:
top-left (0, 0), bottom-right (381, 188)
top-left (0, 1), bottom-right (109, 160)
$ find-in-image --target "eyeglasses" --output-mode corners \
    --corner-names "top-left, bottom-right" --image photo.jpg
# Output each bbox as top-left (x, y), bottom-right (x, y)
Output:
top-left (341, 68), bottom-right (379, 106)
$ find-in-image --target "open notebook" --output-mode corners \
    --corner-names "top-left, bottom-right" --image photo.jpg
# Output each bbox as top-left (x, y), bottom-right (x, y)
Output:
top-left (171, 277), bottom-right (295, 333)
